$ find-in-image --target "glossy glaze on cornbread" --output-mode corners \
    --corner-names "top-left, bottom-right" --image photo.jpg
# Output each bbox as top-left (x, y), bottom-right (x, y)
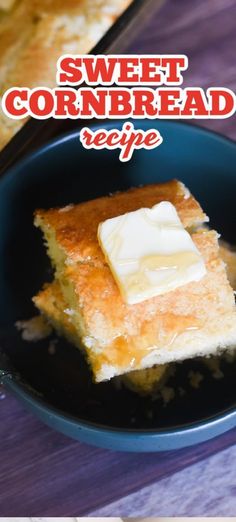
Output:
top-left (34, 279), bottom-right (169, 394)
top-left (35, 180), bottom-right (208, 269)
top-left (34, 180), bottom-right (236, 382)
top-left (34, 239), bottom-right (236, 393)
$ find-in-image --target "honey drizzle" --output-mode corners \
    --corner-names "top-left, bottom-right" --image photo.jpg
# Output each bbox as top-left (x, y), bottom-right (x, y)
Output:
top-left (123, 251), bottom-right (202, 297)
top-left (91, 313), bottom-right (201, 374)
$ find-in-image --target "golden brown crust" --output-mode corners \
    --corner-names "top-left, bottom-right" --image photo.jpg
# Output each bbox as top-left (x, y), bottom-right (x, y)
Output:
top-left (34, 279), bottom-right (170, 393)
top-left (61, 229), bottom-right (236, 376)
top-left (35, 180), bottom-right (207, 267)
top-left (34, 182), bottom-right (236, 381)
top-left (34, 238), bottom-right (236, 391)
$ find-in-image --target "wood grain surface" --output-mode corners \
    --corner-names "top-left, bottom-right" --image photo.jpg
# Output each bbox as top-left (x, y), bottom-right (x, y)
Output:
top-left (0, 390), bottom-right (236, 516)
top-left (128, 0), bottom-right (236, 140)
top-left (1, 0), bottom-right (236, 516)
top-left (91, 445), bottom-right (236, 516)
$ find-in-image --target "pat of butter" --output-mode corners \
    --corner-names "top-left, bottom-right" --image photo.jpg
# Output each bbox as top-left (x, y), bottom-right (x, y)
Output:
top-left (98, 201), bottom-right (206, 304)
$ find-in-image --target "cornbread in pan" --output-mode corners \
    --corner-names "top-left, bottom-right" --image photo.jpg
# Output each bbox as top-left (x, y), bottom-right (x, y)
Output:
top-left (34, 180), bottom-right (236, 382)
top-left (0, 0), bottom-right (132, 149)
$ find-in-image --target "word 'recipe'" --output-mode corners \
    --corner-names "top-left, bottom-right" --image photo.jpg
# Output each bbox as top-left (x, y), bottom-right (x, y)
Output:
top-left (80, 122), bottom-right (163, 162)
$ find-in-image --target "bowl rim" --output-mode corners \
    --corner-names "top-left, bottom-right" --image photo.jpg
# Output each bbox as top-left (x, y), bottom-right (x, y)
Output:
top-left (2, 373), bottom-right (236, 438)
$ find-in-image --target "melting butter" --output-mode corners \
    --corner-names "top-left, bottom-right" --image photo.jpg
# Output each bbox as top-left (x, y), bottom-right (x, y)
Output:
top-left (123, 251), bottom-right (203, 297)
top-left (98, 201), bottom-right (206, 304)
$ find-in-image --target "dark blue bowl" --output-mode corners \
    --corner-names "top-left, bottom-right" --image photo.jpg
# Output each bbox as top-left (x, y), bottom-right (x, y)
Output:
top-left (1, 120), bottom-right (236, 451)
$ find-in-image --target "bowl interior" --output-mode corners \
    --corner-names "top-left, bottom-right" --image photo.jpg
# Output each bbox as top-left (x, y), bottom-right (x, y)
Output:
top-left (0, 120), bottom-right (236, 430)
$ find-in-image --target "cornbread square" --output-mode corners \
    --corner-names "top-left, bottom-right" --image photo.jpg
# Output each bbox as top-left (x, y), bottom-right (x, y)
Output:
top-left (34, 180), bottom-right (236, 382)
top-left (34, 240), bottom-right (236, 394)
top-left (34, 279), bottom-right (169, 395)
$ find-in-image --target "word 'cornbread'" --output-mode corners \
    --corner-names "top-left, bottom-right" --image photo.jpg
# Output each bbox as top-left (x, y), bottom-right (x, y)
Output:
top-left (0, 0), bottom-right (132, 149)
top-left (34, 180), bottom-right (236, 382)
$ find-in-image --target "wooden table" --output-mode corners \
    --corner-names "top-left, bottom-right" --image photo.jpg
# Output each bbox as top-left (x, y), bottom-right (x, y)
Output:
top-left (1, 0), bottom-right (236, 516)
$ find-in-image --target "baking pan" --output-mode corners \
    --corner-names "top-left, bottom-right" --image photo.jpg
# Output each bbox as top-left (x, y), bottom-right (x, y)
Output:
top-left (0, 0), bottom-right (165, 176)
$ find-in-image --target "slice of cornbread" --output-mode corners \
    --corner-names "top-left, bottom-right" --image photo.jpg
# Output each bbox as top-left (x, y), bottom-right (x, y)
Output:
top-left (34, 181), bottom-right (236, 382)
top-left (33, 279), bottom-right (169, 394)
top-left (33, 240), bottom-right (236, 394)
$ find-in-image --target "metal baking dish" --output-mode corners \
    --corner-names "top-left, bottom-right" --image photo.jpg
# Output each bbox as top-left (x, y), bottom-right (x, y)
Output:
top-left (0, 0), bottom-right (165, 175)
